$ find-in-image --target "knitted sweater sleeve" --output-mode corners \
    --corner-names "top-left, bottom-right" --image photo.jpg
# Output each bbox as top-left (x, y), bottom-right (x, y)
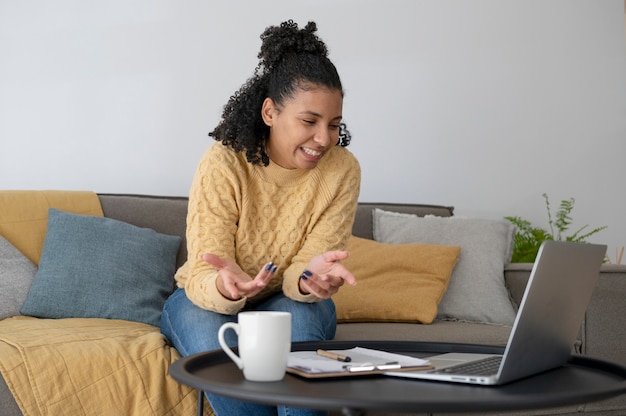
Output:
top-left (175, 144), bottom-right (247, 314)
top-left (280, 149), bottom-right (361, 301)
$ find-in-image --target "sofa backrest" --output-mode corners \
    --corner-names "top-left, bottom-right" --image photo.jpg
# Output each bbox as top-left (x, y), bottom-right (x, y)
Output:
top-left (98, 194), bottom-right (454, 269)
top-left (99, 194), bottom-right (189, 268)
top-left (353, 202), bottom-right (454, 239)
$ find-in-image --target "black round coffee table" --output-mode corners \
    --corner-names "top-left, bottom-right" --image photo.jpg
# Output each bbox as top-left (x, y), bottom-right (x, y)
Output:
top-left (169, 340), bottom-right (626, 415)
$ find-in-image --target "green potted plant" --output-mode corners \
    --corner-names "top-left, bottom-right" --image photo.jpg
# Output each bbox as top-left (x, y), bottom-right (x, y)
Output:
top-left (505, 194), bottom-right (607, 262)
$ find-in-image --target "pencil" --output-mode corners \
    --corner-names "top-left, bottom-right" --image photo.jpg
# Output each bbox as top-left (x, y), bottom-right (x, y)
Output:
top-left (316, 349), bottom-right (351, 362)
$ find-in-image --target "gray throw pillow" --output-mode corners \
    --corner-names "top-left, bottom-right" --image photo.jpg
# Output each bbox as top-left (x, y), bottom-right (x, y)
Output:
top-left (20, 209), bottom-right (181, 327)
top-left (0, 236), bottom-right (37, 320)
top-left (373, 209), bottom-right (517, 326)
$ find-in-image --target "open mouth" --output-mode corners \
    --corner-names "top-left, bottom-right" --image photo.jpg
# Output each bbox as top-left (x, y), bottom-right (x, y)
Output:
top-left (302, 147), bottom-right (322, 158)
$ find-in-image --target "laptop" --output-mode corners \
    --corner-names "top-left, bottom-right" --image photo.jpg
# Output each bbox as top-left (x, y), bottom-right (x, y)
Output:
top-left (386, 240), bottom-right (606, 385)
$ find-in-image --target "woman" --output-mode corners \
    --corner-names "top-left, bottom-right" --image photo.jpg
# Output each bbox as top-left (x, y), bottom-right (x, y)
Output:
top-left (161, 20), bottom-right (360, 416)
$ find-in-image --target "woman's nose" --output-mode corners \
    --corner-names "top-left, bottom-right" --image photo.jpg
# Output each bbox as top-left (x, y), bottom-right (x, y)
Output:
top-left (314, 128), bottom-right (331, 147)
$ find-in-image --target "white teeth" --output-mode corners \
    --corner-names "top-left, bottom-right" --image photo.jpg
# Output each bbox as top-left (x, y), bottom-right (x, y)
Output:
top-left (302, 148), bottom-right (322, 156)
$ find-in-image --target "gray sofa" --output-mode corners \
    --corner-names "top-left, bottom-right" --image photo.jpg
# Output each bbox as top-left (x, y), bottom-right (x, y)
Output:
top-left (1, 194), bottom-right (625, 416)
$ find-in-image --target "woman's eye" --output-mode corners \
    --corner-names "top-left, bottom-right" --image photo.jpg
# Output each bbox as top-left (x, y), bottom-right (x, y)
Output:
top-left (329, 124), bottom-right (340, 130)
top-left (303, 119), bottom-right (315, 125)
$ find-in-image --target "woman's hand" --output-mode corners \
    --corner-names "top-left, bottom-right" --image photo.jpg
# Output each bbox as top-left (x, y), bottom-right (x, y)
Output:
top-left (201, 253), bottom-right (277, 301)
top-left (298, 250), bottom-right (357, 299)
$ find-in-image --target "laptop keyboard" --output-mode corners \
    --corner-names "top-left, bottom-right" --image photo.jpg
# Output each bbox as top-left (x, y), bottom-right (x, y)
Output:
top-left (433, 356), bottom-right (503, 376)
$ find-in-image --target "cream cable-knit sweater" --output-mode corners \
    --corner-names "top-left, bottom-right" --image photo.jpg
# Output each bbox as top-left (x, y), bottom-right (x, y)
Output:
top-left (175, 142), bottom-right (361, 314)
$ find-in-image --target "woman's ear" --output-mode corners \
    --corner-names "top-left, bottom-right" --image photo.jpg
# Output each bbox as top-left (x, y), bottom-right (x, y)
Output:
top-left (261, 97), bottom-right (276, 127)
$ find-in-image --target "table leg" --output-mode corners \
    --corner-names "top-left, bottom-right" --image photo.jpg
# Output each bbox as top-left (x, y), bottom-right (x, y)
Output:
top-left (197, 389), bottom-right (204, 416)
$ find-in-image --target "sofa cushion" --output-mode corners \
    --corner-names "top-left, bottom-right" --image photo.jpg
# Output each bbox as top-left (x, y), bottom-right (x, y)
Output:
top-left (0, 237), bottom-right (37, 320)
top-left (20, 209), bottom-right (181, 327)
top-left (335, 321), bottom-right (512, 346)
top-left (333, 236), bottom-right (460, 324)
top-left (373, 209), bottom-right (517, 326)
top-left (0, 190), bottom-right (103, 265)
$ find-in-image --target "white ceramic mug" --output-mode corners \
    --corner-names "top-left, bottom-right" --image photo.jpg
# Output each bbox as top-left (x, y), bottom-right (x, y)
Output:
top-left (218, 311), bottom-right (292, 381)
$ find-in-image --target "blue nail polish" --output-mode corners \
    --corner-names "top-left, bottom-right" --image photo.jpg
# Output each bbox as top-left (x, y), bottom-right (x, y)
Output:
top-left (303, 270), bottom-right (312, 277)
top-left (265, 262), bottom-right (273, 272)
top-left (271, 265), bottom-right (278, 273)
top-left (300, 274), bottom-right (308, 281)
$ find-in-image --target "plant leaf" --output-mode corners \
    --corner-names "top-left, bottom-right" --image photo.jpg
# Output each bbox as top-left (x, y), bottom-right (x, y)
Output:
top-left (505, 194), bottom-right (607, 262)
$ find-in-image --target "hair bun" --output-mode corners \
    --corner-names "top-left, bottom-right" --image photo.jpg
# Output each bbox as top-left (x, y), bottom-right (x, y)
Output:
top-left (258, 20), bottom-right (328, 71)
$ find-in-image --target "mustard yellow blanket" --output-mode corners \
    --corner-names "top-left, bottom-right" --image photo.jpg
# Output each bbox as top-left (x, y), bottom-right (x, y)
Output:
top-left (0, 316), bottom-right (213, 416)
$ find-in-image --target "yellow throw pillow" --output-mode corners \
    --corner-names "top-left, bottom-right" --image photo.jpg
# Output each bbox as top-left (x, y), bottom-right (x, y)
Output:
top-left (0, 190), bottom-right (103, 265)
top-left (334, 236), bottom-right (460, 324)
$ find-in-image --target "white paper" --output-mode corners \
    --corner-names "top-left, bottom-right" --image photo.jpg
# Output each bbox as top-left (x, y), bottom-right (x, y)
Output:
top-left (288, 347), bottom-right (430, 373)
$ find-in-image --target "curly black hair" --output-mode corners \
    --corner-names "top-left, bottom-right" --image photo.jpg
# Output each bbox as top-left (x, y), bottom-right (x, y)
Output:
top-left (209, 20), bottom-right (351, 166)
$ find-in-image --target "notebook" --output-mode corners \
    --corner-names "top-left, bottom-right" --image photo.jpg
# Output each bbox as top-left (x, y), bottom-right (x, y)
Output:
top-left (385, 240), bottom-right (606, 385)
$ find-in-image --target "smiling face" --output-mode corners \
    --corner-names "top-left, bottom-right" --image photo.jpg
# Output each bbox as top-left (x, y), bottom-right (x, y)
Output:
top-left (262, 85), bottom-right (343, 170)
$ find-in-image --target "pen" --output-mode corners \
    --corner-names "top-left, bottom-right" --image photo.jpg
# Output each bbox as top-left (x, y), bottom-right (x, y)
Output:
top-left (316, 349), bottom-right (351, 362)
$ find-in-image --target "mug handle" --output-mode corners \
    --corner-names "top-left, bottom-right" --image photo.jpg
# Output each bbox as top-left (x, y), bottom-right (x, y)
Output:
top-left (218, 322), bottom-right (244, 370)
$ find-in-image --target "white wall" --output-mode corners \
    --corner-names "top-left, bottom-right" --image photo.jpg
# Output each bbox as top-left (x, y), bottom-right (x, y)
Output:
top-left (1, 1), bottom-right (625, 257)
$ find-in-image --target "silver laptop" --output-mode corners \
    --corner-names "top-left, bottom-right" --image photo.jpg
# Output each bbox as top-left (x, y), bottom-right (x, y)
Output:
top-left (386, 240), bottom-right (606, 385)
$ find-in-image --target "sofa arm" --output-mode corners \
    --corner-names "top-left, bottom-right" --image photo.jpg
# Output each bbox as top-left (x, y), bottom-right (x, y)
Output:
top-left (583, 264), bottom-right (626, 366)
top-left (504, 263), bottom-right (533, 308)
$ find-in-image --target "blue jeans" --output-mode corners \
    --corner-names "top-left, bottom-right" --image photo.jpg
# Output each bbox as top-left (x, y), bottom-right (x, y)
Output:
top-left (161, 288), bottom-right (336, 416)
